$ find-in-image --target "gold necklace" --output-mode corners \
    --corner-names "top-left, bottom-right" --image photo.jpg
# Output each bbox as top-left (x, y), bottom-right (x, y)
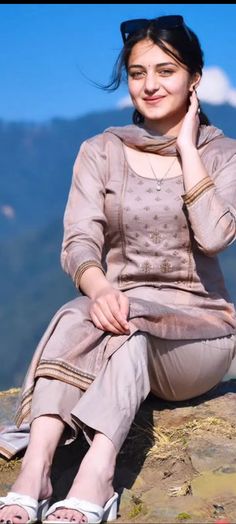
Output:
top-left (147, 155), bottom-right (177, 191)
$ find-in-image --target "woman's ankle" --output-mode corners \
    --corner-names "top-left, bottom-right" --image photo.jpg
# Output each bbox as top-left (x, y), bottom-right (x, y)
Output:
top-left (11, 457), bottom-right (52, 500)
top-left (23, 455), bottom-right (52, 480)
top-left (68, 451), bottom-right (115, 506)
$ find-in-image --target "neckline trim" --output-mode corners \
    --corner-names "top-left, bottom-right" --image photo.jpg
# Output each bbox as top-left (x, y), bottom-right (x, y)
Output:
top-left (127, 163), bottom-right (183, 182)
top-left (122, 142), bottom-right (182, 181)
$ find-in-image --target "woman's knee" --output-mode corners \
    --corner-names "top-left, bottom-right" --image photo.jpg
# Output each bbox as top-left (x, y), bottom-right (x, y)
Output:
top-left (110, 332), bottom-right (149, 382)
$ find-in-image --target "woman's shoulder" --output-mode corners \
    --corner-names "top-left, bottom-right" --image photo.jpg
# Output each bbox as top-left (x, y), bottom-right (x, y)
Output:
top-left (83, 125), bottom-right (132, 150)
top-left (73, 128), bottom-right (127, 175)
top-left (200, 125), bottom-right (236, 157)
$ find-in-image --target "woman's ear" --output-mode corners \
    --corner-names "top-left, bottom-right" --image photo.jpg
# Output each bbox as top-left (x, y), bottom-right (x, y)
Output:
top-left (189, 72), bottom-right (201, 92)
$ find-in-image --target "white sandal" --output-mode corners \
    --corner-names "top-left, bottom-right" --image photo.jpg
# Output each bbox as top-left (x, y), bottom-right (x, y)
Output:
top-left (43, 492), bottom-right (119, 523)
top-left (0, 491), bottom-right (49, 523)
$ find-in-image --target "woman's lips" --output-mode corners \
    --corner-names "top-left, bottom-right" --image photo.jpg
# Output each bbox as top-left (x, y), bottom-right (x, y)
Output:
top-left (144, 96), bottom-right (165, 104)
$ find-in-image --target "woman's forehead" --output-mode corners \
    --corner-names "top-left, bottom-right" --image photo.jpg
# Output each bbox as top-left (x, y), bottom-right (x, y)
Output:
top-left (128, 39), bottom-right (178, 65)
top-left (128, 38), bottom-right (189, 72)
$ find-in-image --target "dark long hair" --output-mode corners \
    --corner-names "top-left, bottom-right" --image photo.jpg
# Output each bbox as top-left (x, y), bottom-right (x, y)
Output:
top-left (105, 18), bottom-right (210, 126)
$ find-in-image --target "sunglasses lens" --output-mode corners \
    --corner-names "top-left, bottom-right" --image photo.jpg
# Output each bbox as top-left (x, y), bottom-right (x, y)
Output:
top-left (120, 19), bottom-right (149, 42)
top-left (154, 15), bottom-right (184, 28)
top-left (120, 15), bottom-right (187, 43)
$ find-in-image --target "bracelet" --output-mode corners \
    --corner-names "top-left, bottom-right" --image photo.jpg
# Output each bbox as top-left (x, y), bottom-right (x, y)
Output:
top-left (74, 261), bottom-right (105, 289)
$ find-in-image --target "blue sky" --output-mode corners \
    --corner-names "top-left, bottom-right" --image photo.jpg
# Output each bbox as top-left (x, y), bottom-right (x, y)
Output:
top-left (1, 4), bottom-right (236, 122)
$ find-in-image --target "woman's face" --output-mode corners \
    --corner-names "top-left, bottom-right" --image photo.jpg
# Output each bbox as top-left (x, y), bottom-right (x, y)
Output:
top-left (127, 38), bottom-right (199, 133)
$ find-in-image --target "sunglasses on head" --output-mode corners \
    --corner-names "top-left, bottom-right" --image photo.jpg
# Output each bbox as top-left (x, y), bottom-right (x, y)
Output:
top-left (120, 15), bottom-right (192, 44)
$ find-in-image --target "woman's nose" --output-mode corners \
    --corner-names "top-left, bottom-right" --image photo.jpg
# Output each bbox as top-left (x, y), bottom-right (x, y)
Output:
top-left (144, 72), bottom-right (160, 93)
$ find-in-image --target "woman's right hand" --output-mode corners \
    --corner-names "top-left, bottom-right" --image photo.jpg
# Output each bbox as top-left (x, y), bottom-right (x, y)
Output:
top-left (90, 285), bottom-right (130, 335)
top-left (176, 89), bottom-right (200, 153)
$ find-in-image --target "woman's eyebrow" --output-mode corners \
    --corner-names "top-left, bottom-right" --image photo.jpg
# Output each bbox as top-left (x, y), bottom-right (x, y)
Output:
top-left (128, 61), bottom-right (177, 69)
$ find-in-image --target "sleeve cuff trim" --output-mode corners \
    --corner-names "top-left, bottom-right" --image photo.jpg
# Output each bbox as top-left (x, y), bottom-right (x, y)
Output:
top-left (74, 261), bottom-right (105, 289)
top-left (182, 177), bottom-right (214, 206)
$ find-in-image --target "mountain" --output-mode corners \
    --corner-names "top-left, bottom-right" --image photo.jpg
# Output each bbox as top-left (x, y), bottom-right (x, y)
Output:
top-left (0, 109), bottom-right (134, 239)
top-left (0, 104), bottom-right (236, 389)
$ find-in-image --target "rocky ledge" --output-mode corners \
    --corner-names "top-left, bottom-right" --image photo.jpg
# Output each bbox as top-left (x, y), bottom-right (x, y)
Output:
top-left (1, 382), bottom-right (236, 523)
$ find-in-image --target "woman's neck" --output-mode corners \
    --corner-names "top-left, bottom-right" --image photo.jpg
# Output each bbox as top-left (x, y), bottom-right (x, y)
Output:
top-left (143, 111), bottom-right (186, 137)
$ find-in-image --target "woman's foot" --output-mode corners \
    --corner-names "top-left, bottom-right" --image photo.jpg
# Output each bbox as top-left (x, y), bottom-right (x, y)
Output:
top-left (0, 415), bottom-right (65, 523)
top-left (0, 457), bottom-right (52, 523)
top-left (46, 433), bottom-right (116, 523)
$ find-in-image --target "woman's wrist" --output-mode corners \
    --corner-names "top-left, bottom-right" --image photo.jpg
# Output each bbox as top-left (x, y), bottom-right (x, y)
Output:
top-left (90, 281), bottom-right (113, 301)
top-left (177, 144), bottom-right (198, 159)
top-left (79, 265), bottom-right (111, 299)
top-left (179, 147), bottom-right (209, 193)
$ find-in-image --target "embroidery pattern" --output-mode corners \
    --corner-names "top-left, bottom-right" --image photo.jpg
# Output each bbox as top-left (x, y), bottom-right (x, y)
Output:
top-left (160, 259), bottom-right (172, 273)
top-left (150, 231), bottom-right (162, 243)
top-left (141, 261), bottom-right (152, 273)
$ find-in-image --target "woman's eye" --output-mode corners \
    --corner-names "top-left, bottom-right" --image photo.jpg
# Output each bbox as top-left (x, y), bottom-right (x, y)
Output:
top-left (159, 69), bottom-right (174, 76)
top-left (129, 71), bottom-right (145, 79)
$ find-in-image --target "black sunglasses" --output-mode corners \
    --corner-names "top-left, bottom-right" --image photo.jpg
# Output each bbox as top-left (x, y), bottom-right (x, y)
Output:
top-left (120, 15), bottom-right (192, 44)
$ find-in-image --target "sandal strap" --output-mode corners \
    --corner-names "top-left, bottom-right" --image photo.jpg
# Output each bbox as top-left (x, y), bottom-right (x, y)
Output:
top-left (0, 491), bottom-right (38, 522)
top-left (45, 497), bottom-right (104, 523)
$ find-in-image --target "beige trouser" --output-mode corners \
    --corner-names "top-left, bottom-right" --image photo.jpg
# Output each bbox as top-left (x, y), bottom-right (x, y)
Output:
top-left (31, 333), bottom-right (236, 452)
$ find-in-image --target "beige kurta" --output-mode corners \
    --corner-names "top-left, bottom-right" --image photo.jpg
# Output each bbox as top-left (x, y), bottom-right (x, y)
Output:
top-left (16, 124), bottom-right (236, 426)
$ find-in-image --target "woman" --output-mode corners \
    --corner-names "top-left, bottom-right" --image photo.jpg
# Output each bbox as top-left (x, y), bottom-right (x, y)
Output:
top-left (1, 14), bottom-right (236, 524)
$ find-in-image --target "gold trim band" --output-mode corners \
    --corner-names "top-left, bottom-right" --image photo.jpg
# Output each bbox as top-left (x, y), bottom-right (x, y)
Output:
top-left (183, 176), bottom-right (214, 206)
top-left (74, 260), bottom-right (105, 289)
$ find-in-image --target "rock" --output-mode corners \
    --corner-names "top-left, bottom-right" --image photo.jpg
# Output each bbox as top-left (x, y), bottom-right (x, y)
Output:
top-left (188, 437), bottom-right (236, 472)
top-left (1, 381), bottom-right (236, 522)
top-left (192, 470), bottom-right (236, 499)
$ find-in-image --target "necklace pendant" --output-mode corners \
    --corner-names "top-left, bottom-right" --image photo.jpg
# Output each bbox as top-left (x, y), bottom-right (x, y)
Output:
top-left (156, 180), bottom-right (161, 191)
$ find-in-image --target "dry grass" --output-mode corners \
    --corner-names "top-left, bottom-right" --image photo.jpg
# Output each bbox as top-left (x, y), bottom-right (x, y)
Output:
top-left (0, 458), bottom-right (22, 472)
top-left (0, 388), bottom-right (20, 397)
top-left (130, 417), bottom-right (236, 461)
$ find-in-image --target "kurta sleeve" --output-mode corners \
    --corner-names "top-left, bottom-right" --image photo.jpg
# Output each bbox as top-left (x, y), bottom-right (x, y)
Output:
top-left (182, 151), bottom-right (236, 256)
top-left (61, 137), bottom-right (107, 287)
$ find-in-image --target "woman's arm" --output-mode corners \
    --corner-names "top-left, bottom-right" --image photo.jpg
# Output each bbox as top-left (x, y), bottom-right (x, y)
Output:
top-left (177, 91), bottom-right (236, 255)
top-left (61, 137), bottom-right (107, 286)
top-left (182, 157), bottom-right (236, 256)
top-left (61, 136), bottom-right (130, 334)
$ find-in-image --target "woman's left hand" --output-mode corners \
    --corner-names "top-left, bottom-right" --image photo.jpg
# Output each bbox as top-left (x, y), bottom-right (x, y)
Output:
top-left (176, 89), bottom-right (200, 153)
